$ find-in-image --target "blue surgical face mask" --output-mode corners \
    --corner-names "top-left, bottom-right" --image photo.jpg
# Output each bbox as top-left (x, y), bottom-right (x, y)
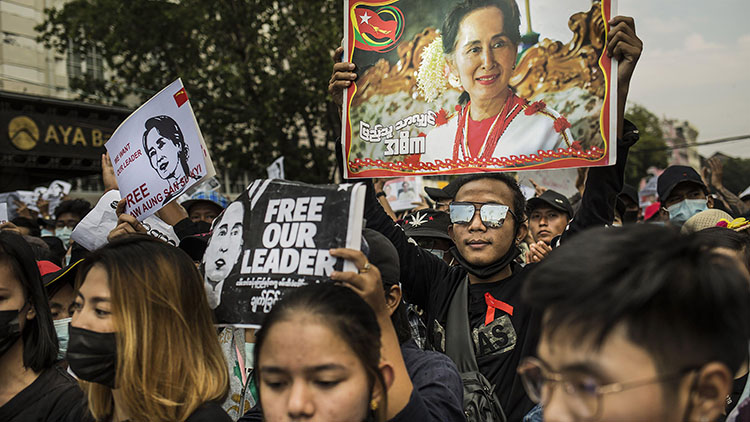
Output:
top-left (41, 228), bottom-right (55, 237)
top-left (54, 317), bottom-right (72, 360)
top-left (55, 227), bottom-right (73, 245)
top-left (667, 199), bottom-right (708, 227)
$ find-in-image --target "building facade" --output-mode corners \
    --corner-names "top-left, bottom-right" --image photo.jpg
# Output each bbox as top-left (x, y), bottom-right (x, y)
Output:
top-left (0, 0), bottom-right (126, 194)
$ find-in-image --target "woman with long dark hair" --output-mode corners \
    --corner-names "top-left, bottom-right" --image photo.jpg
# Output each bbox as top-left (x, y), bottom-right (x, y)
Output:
top-left (0, 232), bottom-right (92, 421)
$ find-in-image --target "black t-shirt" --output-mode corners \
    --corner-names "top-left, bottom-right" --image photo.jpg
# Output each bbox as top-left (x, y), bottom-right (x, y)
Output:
top-left (185, 401), bottom-right (232, 422)
top-left (0, 365), bottom-right (93, 422)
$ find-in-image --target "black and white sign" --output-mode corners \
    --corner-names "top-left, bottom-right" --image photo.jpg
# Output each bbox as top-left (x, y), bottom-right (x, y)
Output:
top-left (202, 179), bottom-right (365, 327)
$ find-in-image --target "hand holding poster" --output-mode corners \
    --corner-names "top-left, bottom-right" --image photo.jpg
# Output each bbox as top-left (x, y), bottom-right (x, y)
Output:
top-left (342, 0), bottom-right (617, 177)
top-left (71, 190), bottom-right (179, 251)
top-left (202, 179), bottom-right (365, 327)
top-left (105, 79), bottom-right (215, 221)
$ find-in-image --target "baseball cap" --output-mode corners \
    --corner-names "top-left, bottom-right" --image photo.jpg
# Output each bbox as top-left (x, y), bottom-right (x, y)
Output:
top-left (38, 258), bottom-right (84, 292)
top-left (657, 165), bottom-right (706, 203)
top-left (424, 186), bottom-right (452, 202)
top-left (401, 209), bottom-right (452, 242)
top-left (179, 232), bottom-right (211, 262)
top-left (424, 179), bottom-right (461, 202)
top-left (526, 190), bottom-right (574, 218)
top-left (362, 229), bottom-right (400, 286)
top-left (643, 201), bottom-right (661, 221)
top-left (181, 191), bottom-right (230, 214)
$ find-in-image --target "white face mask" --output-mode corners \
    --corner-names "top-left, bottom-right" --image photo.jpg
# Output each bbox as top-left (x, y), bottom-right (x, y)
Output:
top-left (54, 317), bottom-right (72, 360)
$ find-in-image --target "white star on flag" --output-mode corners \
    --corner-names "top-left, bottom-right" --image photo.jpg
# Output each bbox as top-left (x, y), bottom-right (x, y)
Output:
top-left (337, 183), bottom-right (353, 191)
top-left (360, 11), bottom-right (371, 25)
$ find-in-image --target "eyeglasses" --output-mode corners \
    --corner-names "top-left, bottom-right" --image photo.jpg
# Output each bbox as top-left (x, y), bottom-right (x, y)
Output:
top-left (449, 202), bottom-right (516, 228)
top-left (517, 357), bottom-right (697, 421)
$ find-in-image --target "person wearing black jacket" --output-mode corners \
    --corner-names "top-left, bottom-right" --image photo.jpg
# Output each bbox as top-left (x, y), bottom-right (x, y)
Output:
top-left (331, 15), bottom-right (643, 420)
top-left (0, 232), bottom-right (93, 422)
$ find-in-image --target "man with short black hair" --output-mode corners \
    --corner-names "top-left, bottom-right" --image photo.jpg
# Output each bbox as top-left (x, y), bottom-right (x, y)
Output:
top-left (520, 225), bottom-right (750, 422)
top-left (658, 165), bottom-right (714, 227)
top-left (526, 190), bottom-right (573, 245)
top-left (53, 199), bottom-right (91, 247)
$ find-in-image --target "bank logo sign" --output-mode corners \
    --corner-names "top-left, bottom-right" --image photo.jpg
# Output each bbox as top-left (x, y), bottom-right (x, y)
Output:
top-left (6, 114), bottom-right (112, 154)
top-left (9, 116), bottom-right (39, 151)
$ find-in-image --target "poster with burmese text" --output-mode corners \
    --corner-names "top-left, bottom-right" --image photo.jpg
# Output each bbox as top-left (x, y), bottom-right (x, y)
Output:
top-left (342, 0), bottom-right (617, 178)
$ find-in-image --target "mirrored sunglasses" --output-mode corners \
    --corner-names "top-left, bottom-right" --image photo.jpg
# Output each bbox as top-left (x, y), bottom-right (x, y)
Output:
top-left (449, 202), bottom-right (512, 228)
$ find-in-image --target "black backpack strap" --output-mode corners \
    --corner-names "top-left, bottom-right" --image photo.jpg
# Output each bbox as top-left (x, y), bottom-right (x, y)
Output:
top-left (445, 276), bottom-right (480, 372)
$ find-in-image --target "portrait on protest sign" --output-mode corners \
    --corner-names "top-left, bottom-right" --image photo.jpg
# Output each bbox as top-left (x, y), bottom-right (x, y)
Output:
top-left (384, 176), bottom-right (423, 211)
top-left (342, 0), bottom-right (617, 178)
top-left (202, 179), bottom-right (366, 327)
top-left (105, 78), bottom-right (215, 221)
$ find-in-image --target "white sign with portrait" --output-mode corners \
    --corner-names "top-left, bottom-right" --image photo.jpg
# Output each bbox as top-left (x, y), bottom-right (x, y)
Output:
top-left (105, 78), bottom-right (215, 221)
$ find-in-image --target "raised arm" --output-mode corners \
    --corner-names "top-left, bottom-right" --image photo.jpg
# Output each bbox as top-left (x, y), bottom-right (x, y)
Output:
top-left (363, 180), bottom-right (452, 312)
top-left (704, 157), bottom-right (749, 216)
top-left (558, 16), bottom-right (642, 241)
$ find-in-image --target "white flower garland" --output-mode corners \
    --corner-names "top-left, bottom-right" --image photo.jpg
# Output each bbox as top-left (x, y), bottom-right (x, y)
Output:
top-left (416, 36), bottom-right (449, 103)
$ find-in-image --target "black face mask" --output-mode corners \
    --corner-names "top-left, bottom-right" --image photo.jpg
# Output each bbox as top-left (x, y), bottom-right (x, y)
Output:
top-left (623, 209), bottom-right (639, 224)
top-left (66, 325), bottom-right (117, 388)
top-left (449, 243), bottom-right (521, 279)
top-left (0, 309), bottom-right (22, 357)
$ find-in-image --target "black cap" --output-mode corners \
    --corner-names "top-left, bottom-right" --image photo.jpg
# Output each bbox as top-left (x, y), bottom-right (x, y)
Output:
top-left (619, 184), bottom-right (639, 206)
top-left (657, 165), bottom-right (706, 203)
top-left (179, 232), bottom-right (211, 262)
top-left (424, 180), bottom-right (460, 202)
top-left (527, 190), bottom-right (574, 218)
top-left (362, 229), bottom-right (400, 286)
top-left (401, 209), bottom-right (452, 242)
top-left (424, 186), bottom-right (452, 202)
top-left (39, 258), bottom-right (84, 294)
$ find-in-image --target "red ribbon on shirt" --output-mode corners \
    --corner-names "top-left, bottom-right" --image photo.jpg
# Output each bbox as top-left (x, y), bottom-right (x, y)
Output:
top-left (484, 293), bottom-right (514, 326)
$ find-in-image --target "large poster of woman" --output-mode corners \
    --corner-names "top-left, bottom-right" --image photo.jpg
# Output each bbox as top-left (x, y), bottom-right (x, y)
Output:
top-left (342, 0), bottom-right (617, 178)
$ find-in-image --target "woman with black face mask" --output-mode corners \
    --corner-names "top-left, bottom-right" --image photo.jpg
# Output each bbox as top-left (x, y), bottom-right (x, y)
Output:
top-left (0, 232), bottom-right (93, 421)
top-left (68, 234), bottom-right (230, 422)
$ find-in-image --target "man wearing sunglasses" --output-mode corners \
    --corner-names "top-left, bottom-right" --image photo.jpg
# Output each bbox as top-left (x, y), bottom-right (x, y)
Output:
top-left (520, 225), bottom-right (749, 422)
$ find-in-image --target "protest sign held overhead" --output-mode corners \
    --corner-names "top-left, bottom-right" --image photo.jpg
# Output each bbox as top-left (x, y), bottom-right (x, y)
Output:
top-left (266, 156), bottom-right (285, 180)
top-left (105, 79), bottom-right (215, 221)
top-left (202, 179), bottom-right (365, 327)
top-left (384, 176), bottom-right (423, 212)
top-left (342, 0), bottom-right (617, 178)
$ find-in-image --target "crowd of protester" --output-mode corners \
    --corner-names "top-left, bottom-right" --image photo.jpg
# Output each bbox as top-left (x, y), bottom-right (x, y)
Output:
top-left (0, 4), bottom-right (749, 422)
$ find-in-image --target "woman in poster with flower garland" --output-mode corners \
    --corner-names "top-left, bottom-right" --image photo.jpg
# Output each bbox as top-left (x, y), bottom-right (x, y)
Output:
top-left (416, 0), bottom-right (574, 165)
